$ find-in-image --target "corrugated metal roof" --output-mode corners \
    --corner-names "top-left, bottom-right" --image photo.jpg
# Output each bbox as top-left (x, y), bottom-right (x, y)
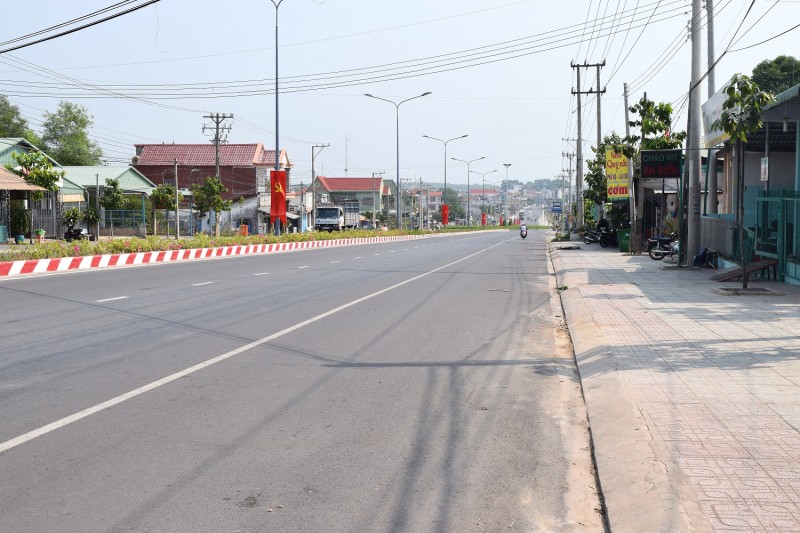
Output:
top-left (316, 176), bottom-right (383, 192)
top-left (63, 166), bottom-right (156, 193)
top-left (135, 144), bottom-right (262, 166)
top-left (0, 166), bottom-right (47, 191)
top-left (0, 137), bottom-right (62, 168)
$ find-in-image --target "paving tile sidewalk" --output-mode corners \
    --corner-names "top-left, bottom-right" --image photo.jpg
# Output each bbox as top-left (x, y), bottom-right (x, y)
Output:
top-left (550, 243), bottom-right (800, 533)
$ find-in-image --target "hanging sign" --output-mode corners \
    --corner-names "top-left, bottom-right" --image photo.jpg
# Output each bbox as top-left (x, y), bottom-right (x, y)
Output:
top-left (641, 150), bottom-right (682, 179)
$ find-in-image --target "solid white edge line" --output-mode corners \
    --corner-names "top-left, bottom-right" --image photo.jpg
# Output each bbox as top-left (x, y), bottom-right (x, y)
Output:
top-left (0, 240), bottom-right (504, 455)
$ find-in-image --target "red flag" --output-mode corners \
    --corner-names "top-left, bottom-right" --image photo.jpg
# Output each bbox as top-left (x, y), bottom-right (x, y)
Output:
top-left (442, 204), bottom-right (449, 226)
top-left (270, 170), bottom-right (287, 224)
top-left (481, 213), bottom-right (487, 226)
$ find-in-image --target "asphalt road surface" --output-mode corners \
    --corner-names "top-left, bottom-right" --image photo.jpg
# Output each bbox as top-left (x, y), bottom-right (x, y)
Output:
top-left (0, 230), bottom-right (602, 532)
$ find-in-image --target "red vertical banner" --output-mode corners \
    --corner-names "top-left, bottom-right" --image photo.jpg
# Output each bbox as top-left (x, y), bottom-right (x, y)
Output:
top-left (441, 204), bottom-right (449, 226)
top-left (481, 213), bottom-right (487, 226)
top-left (270, 170), bottom-right (287, 224)
top-left (499, 215), bottom-right (504, 226)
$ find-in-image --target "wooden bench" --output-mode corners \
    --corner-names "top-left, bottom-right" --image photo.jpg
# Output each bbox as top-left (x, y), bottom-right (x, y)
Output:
top-left (709, 258), bottom-right (778, 282)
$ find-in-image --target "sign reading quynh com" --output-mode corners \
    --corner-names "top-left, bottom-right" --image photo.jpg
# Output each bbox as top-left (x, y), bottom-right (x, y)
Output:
top-left (605, 149), bottom-right (629, 200)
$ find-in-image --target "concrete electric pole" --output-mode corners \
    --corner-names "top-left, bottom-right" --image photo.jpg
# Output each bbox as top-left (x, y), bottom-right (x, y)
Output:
top-left (571, 61), bottom-right (605, 229)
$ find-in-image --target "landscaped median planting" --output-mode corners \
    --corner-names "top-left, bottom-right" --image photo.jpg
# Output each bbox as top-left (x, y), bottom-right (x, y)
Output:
top-left (0, 231), bottom-right (433, 278)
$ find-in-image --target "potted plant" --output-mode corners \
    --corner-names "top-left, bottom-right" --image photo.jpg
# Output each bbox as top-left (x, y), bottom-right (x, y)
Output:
top-left (11, 210), bottom-right (29, 244)
top-left (62, 207), bottom-right (82, 229)
top-left (83, 207), bottom-right (100, 241)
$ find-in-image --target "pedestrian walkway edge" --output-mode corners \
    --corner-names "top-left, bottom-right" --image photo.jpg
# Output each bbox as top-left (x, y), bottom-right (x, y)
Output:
top-left (549, 244), bottom-right (694, 533)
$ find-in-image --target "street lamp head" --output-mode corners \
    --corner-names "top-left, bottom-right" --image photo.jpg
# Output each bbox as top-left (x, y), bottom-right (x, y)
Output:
top-left (364, 93), bottom-right (374, 98)
top-left (420, 91), bottom-right (432, 96)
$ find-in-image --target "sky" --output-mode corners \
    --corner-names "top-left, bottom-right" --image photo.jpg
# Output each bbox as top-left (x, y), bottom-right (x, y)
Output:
top-left (2, 0), bottom-right (799, 190)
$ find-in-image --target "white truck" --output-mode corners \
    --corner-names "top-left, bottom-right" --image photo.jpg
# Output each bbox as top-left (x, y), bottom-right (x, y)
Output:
top-left (315, 205), bottom-right (345, 231)
top-left (315, 201), bottom-right (360, 231)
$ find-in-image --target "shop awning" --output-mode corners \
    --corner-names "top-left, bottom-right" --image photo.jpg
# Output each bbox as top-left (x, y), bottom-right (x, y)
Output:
top-left (0, 167), bottom-right (47, 191)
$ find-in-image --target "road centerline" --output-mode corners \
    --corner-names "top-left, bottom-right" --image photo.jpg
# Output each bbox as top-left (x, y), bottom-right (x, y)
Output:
top-left (0, 240), bottom-right (504, 455)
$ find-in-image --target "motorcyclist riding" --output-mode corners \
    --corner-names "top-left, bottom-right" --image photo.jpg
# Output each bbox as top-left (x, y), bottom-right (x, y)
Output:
top-left (519, 222), bottom-right (528, 239)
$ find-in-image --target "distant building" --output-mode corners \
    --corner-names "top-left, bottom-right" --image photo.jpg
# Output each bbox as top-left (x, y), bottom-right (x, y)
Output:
top-left (132, 143), bottom-right (291, 234)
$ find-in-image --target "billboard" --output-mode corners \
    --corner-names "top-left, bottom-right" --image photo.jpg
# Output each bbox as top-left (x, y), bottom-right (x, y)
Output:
top-left (605, 149), bottom-right (629, 200)
top-left (641, 150), bottom-right (682, 179)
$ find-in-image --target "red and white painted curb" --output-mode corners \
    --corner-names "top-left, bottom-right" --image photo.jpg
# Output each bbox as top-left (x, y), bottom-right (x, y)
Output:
top-left (0, 234), bottom-right (428, 278)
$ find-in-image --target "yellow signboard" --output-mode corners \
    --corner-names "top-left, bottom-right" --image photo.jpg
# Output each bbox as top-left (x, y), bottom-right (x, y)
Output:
top-left (605, 149), bottom-right (629, 200)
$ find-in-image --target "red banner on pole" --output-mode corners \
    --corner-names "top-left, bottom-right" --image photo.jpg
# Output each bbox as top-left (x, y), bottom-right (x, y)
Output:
top-left (270, 170), bottom-right (287, 224)
top-left (481, 213), bottom-right (487, 226)
top-left (442, 204), bottom-right (449, 226)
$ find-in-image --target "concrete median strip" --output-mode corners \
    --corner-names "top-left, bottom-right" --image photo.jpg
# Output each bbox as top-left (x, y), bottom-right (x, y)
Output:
top-left (0, 235), bottom-right (428, 278)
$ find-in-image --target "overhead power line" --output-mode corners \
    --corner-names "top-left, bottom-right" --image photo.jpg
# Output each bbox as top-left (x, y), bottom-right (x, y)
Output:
top-left (0, 1), bottom-right (161, 55)
top-left (0, 2), bottom-right (687, 100)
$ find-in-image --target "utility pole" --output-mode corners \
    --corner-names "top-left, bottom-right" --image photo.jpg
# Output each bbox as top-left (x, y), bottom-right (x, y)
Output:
top-left (502, 163), bottom-right (511, 226)
top-left (95, 173), bottom-right (100, 240)
top-left (561, 150), bottom-right (575, 230)
top-left (687, 0), bottom-right (703, 263)
top-left (203, 113), bottom-right (233, 181)
top-left (174, 158), bottom-right (179, 239)
top-left (311, 143), bottom-right (329, 230)
top-left (202, 113), bottom-right (233, 232)
top-left (706, 0), bottom-right (718, 215)
top-left (624, 83), bottom-right (638, 252)
top-left (372, 171), bottom-right (385, 227)
top-left (571, 61), bottom-right (605, 229)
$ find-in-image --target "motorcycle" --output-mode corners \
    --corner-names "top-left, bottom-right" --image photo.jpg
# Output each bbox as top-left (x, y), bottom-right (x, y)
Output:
top-left (647, 234), bottom-right (679, 260)
top-left (520, 229), bottom-right (528, 239)
top-left (584, 228), bottom-right (617, 247)
top-left (63, 226), bottom-right (84, 242)
top-left (583, 230), bottom-right (600, 245)
top-left (599, 228), bottom-right (617, 248)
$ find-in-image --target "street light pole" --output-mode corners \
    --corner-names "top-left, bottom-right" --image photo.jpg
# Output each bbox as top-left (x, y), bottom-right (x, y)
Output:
top-left (365, 91), bottom-right (431, 229)
top-left (268, 0), bottom-right (285, 235)
top-left (422, 134), bottom-right (467, 225)
top-left (503, 163), bottom-right (511, 226)
top-left (471, 169), bottom-right (497, 225)
top-left (451, 156), bottom-right (484, 228)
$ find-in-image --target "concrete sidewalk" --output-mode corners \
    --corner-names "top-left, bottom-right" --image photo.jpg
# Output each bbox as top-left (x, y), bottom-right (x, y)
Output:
top-left (550, 243), bottom-right (800, 532)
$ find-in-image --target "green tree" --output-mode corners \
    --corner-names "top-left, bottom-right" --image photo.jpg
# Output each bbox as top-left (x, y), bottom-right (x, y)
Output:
top-left (625, 96), bottom-right (687, 250)
top-left (99, 178), bottom-right (126, 210)
top-left (7, 150), bottom-right (63, 200)
top-left (584, 132), bottom-right (627, 207)
top-left (192, 177), bottom-right (231, 237)
top-left (40, 101), bottom-right (103, 165)
top-left (712, 73), bottom-right (774, 290)
top-left (0, 95), bottom-right (42, 145)
top-left (751, 55), bottom-right (800, 95)
top-left (150, 183), bottom-right (183, 237)
top-left (628, 97), bottom-right (687, 151)
top-left (441, 187), bottom-right (465, 221)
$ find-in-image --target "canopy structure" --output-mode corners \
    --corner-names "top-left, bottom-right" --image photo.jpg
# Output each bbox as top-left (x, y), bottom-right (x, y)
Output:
top-left (0, 167), bottom-right (47, 191)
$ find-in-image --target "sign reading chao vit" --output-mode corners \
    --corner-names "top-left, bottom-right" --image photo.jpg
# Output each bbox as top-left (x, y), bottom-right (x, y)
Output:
top-left (605, 149), bottom-right (629, 199)
top-left (641, 150), bottom-right (682, 179)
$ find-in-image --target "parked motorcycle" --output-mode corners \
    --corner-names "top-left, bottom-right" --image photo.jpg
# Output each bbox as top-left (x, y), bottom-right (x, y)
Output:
top-left (585, 229), bottom-right (617, 247)
top-left (583, 230), bottom-right (600, 245)
top-left (63, 226), bottom-right (84, 242)
top-left (598, 228), bottom-right (617, 248)
top-left (647, 234), bottom-right (679, 260)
